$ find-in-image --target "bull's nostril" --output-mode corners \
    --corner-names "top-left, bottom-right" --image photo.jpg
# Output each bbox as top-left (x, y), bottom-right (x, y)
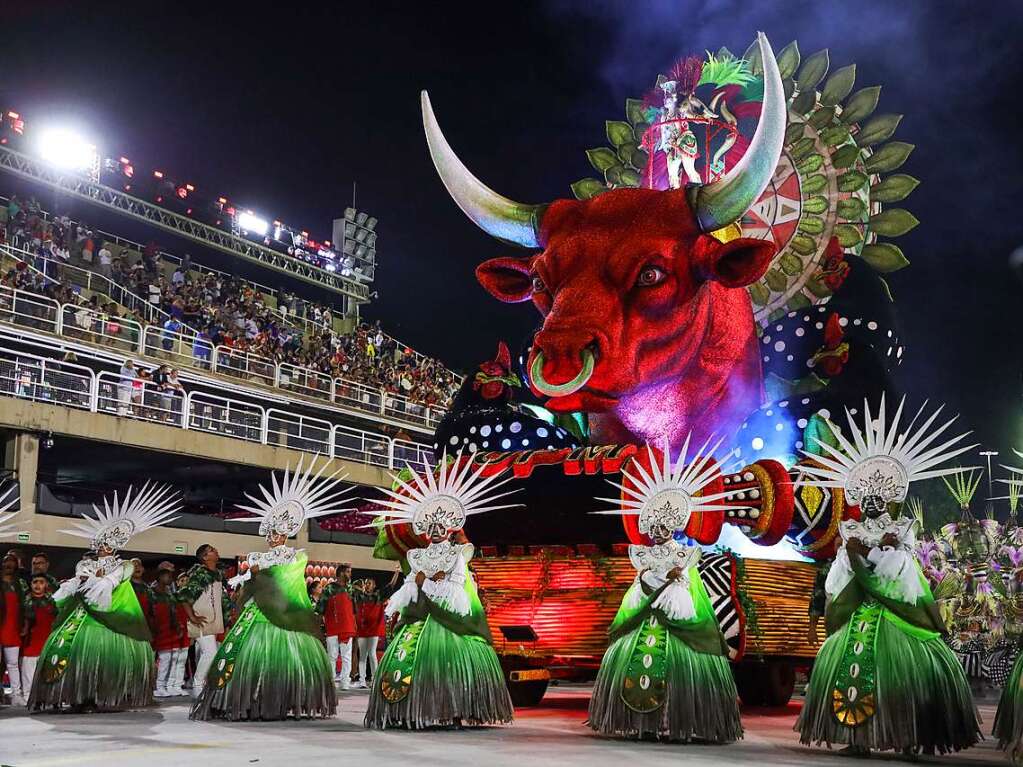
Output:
top-left (530, 348), bottom-right (596, 398)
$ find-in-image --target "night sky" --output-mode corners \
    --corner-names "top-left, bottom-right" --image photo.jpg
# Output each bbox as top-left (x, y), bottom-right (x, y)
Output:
top-left (4, 1), bottom-right (1023, 456)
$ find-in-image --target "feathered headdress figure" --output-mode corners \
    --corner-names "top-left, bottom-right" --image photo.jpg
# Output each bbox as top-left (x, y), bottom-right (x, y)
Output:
top-left (60, 482), bottom-right (181, 551)
top-left (942, 468), bottom-right (982, 512)
top-left (0, 485), bottom-right (19, 541)
top-left (593, 434), bottom-right (736, 535)
top-left (236, 455), bottom-right (356, 539)
top-left (799, 395), bottom-right (977, 507)
top-left (369, 451), bottom-right (520, 536)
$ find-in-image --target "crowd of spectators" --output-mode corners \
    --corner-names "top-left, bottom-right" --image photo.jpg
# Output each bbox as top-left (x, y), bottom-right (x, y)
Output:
top-left (1, 193), bottom-right (461, 411)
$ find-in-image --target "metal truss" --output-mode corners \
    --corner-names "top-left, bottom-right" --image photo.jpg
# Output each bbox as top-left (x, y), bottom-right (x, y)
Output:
top-left (0, 145), bottom-right (370, 303)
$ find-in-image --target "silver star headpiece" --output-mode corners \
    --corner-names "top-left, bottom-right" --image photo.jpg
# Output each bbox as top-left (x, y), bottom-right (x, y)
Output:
top-left (59, 482), bottom-right (182, 551)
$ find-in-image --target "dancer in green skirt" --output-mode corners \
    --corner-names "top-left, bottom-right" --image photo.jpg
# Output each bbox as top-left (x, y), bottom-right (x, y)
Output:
top-left (191, 457), bottom-right (352, 721)
top-left (796, 396), bottom-right (982, 755)
top-left (29, 483), bottom-right (181, 712)
top-left (587, 436), bottom-right (742, 742)
top-left (365, 452), bottom-right (517, 729)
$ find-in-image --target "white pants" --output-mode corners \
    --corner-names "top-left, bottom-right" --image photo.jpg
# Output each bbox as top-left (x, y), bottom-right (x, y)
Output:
top-left (21, 654), bottom-right (37, 697)
top-left (170, 647), bottom-right (188, 694)
top-left (156, 649), bottom-right (175, 694)
top-left (191, 635), bottom-right (219, 698)
top-left (3, 646), bottom-right (20, 697)
top-left (326, 635), bottom-right (352, 685)
top-left (357, 637), bottom-right (379, 682)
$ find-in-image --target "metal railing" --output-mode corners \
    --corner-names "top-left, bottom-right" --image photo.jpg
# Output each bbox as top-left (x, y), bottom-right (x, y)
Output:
top-left (0, 343), bottom-right (433, 470)
top-left (0, 284), bottom-right (450, 430)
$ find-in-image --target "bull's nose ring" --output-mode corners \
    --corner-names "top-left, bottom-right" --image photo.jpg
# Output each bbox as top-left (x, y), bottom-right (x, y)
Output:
top-left (529, 348), bottom-right (595, 397)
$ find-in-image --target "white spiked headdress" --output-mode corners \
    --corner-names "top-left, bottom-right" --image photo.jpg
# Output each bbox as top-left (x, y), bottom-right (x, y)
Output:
top-left (60, 482), bottom-right (182, 551)
top-left (593, 434), bottom-right (735, 535)
top-left (236, 455), bottom-right (357, 539)
top-left (372, 451), bottom-right (520, 535)
top-left (0, 485), bottom-right (19, 541)
top-left (800, 395), bottom-right (977, 505)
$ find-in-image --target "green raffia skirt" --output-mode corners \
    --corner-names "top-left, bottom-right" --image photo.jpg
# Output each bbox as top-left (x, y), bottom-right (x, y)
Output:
top-left (994, 649), bottom-right (1023, 760)
top-left (587, 622), bottom-right (742, 742)
top-left (190, 601), bottom-right (337, 721)
top-left (364, 616), bottom-right (514, 729)
top-left (29, 605), bottom-right (154, 711)
top-left (797, 605), bottom-right (980, 753)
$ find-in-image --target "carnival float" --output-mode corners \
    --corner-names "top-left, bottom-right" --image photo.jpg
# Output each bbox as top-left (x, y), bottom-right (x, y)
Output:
top-left (370, 33), bottom-right (928, 706)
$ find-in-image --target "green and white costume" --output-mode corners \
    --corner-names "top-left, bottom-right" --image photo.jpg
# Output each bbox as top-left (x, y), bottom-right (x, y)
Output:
top-left (28, 482), bottom-right (180, 711)
top-left (191, 456), bottom-right (353, 721)
top-left (795, 397), bottom-right (981, 754)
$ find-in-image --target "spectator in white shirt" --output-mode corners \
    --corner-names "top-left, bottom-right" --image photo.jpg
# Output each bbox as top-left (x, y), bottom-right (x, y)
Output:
top-left (97, 244), bottom-right (113, 279)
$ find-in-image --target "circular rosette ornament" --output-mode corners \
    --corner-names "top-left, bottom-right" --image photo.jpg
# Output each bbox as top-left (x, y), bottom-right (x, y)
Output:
top-left (572, 39), bottom-right (918, 325)
top-left (593, 435), bottom-right (734, 545)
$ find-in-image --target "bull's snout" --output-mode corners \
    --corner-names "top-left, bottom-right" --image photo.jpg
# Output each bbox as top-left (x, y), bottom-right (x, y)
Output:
top-left (529, 330), bottom-right (598, 397)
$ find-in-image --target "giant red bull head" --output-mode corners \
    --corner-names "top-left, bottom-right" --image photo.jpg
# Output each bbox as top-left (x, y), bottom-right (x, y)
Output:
top-left (424, 34), bottom-right (786, 452)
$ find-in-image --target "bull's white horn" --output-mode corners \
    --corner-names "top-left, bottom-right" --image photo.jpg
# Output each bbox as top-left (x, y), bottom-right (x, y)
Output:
top-left (422, 91), bottom-right (543, 248)
top-left (690, 32), bottom-right (786, 232)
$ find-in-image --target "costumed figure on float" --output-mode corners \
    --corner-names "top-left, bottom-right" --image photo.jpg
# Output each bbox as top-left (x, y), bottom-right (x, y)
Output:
top-left (795, 396), bottom-right (981, 755)
top-left (364, 453), bottom-right (517, 729)
top-left (190, 456), bottom-right (350, 721)
top-left (587, 435), bottom-right (742, 742)
top-left (29, 483), bottom-right (180, 711)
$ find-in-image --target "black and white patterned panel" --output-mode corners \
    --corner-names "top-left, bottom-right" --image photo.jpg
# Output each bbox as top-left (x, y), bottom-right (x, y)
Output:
top-left (698, 554), bottom-right (743, 660)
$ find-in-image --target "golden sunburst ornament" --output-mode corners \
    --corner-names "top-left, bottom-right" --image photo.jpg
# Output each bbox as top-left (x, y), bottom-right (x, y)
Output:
top-left (235, 455), bottom-right (357, 538)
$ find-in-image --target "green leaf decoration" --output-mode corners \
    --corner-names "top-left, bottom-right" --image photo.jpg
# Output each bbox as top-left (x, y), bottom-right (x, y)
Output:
top-left (604, 164), bottom-right (625, 185)
top-left (632, 122), bottom-right (650, 142)
top-left (871, 174), bottom-right (920, 203)
top-left (820, 125), bottom-right (851, 147)
top-left (802, 174), bottom-right (827, 194)
top-left (789, 136), bottom-right (816, 162)
top-left (820, 64), bottom-right (856, 106)
top-left (840, 86), bottom-right (882, 125)
top-left (797, 153), bottom-right (824, 174)
top-left (586, 147), bottom-right (619, 173)
top-left (606, 120), bottom-right (634, 147)
top-left (869, 208), bottom-right (919, 236)
top-left (837, 197), bottom-right (867, 220)
top-left (570, 178), bottom-right (608, 200)
top-left (748, 281), bottom-right (770, 306)
top-left (777, 41), bottom-right (801, 79)
top-left (617, 141), bottom-right (638, 165)
top-left (805, 277), bottom-right (833, 298)
top-left (838, 169), bottom-right (869, 192)
top-left (785, 121), bottom-right (806, 146)
top-left (783, 77), bottom-right (796, 102)
top-left (790, 88), bottom-right (817, 116)
top-left (855, 113), bottom-right (903, 147)
top-left (790, 234), bottom-right (817, 256)
top-left (743, 39), bottom-right (763, 76)
top-left (630, 148), bottom-right (649, 170)
top-left (796, 49), bottom-right (830, 92)
top-left (619, 168), bottom-right (642, 187)
top-left (780, 252), bottom-right (804, 276)
top-left (831, 144), bottom-right (861, 169)
top-left (798, 215), bottom-right (825, 235)
top-left (864, 141), bottom-right (914, 173)
top-left (808, 105), bottom-right (837, 129)
top-left (765, 268), bottom-right (788, 292)
top-left (804, 195), bottom-right (829, 214)
top-left (835, 223), bottom-right (863, 247)
top-left (625, 98), bottom-right (646, 126)
top-left (860, 243), bottom-right (910, 273)
top-left (787, 293), bottom-right (812, 311)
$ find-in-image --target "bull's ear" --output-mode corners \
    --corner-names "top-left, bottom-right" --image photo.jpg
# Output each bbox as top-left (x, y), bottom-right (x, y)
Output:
top-left (476, 256), bottom-right (535, 303)
top-left (691, 234), bottom-right (776, 288)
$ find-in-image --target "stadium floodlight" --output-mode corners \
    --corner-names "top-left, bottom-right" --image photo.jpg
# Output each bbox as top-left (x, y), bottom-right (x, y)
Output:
top-left (36, 127), bottom-right (98, 172)
top-left (366, 216), bottom-right (377, 231)
top-left (344, 207), bottom-right (356, 222)
top-left (238, 211), bottom-right (269, 236)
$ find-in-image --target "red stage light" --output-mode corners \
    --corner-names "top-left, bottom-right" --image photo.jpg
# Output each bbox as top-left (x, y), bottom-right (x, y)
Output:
top-left (123, 164), bottom-right (134, 178)
top-left (155, 196), bottom-right (163, 203)
top-left (186, 208), bottom-right (193, 215)
top-left (124, 184), bottom-right (131, 191)
top-left (176, 187), bottom-right (187, 199)
top-left (119, 156), bottom-right (130, 164)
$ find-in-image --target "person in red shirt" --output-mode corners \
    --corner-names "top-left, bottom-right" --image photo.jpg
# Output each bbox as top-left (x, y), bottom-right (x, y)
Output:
top-left (20, 574), bottom-right (57, 698)
top-left (1, 552), bottom-right (27, 704)
top-left (316, 564), bottom-right (355, 690)
top-left (150, 565), bottom-right (188, 697)
top-left (354, 578), bottom-right (386, 689)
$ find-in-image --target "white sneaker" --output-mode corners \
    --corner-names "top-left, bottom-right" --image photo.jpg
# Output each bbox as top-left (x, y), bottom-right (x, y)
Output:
top-left (11, 693), bottom-right (26, 706)
top-left (167, 688), bottom-right (184, 697)
top-left (354, 681), bottom-right (367, 689)
top-left (338, 680), bottom-right (350, 691)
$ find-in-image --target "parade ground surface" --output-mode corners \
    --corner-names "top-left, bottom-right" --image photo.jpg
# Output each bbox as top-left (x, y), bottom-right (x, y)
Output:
top-left (0, 687), bottom-right (1009, 767)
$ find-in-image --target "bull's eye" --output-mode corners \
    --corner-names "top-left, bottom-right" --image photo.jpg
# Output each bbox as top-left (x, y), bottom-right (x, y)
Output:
top-left (531, 276), bottom-right (546, 293)
top-left (636, 265), bottom-right (666, 287)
